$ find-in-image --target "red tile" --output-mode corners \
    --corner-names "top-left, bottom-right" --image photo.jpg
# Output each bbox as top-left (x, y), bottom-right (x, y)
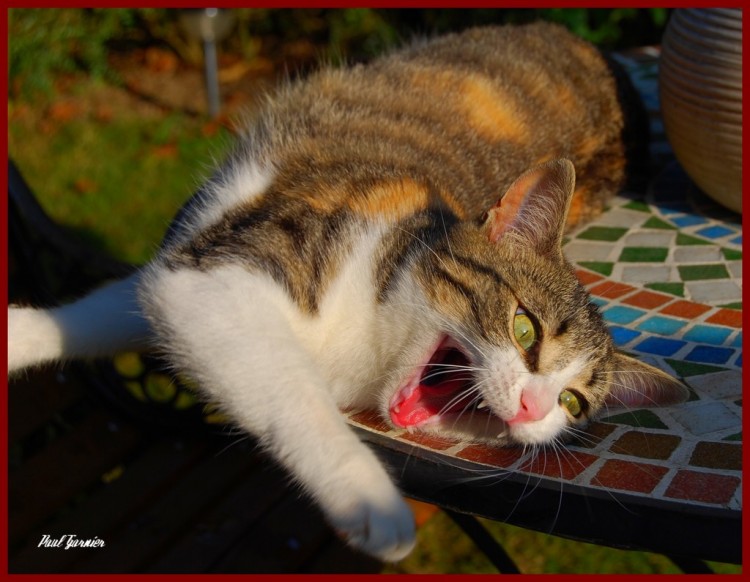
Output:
top-left (664, 470), bottom-right (740, 505)
top-left (660, 300), bottom-right (711, 320)
top-left (400, 430), bottom-right (459, 451)
top-left (706, 309), bottom-right (743, 328)
top-left (575, 268), bottom-right (605, 286)
top-left (347, 409), bottom-right (392, 433)
top-left (519, 450), bottom-right (598, 480)
top-left (589, 281), bottom-right (637, 299)
top-left (622, 290), bottom-right (673, 310)
top-left (592, 459), bottom-right (668, 494)
top-left (457, 444), bottom-right (526, 468)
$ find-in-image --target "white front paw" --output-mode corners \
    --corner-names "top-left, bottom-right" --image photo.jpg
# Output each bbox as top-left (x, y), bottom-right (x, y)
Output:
top-left (331, 487), bottom-right (416, 562)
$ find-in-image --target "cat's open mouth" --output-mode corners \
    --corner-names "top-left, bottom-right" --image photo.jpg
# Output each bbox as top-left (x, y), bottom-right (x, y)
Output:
top-left (389, 335), bottom-right (488, 428)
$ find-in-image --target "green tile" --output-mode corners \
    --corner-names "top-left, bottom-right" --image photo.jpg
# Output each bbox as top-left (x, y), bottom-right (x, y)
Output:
top-left (722, 248), bottom-right (742, 260)
top-left (645, 282), bottom-right (684, 297)
top-left (577, 226), bottom-right (628, 241)
top-left (577, 261), bottom-right (614, 276)
top-left (678, 264), bottom-right (730, 281)
top-left (676, 233), bottom-right (711, 245)
top-left (623, 200), bottom-right (651, 212)
top-left (643, 216), bottom-right (677, 230)
top-left (719, 302), bottom-right (742, 310)
top-left (619, 247), bottom-right (669, 262)
top-left (723, 432), bottom-right (742, 442)
top-left (665, 358), bottom-right (727, 377)
top-left (601, 409), bottom-right (668, 429)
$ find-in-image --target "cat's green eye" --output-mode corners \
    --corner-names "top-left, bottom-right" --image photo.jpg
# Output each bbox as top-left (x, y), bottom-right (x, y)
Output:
top-left (513, 309), bottom-right (536, 351)
top-left (559, 389), bottom-right (582, 417)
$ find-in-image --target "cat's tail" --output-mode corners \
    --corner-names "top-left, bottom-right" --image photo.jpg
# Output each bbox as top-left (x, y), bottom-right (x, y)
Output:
top-left (7, 272), bottom-right (152, 376)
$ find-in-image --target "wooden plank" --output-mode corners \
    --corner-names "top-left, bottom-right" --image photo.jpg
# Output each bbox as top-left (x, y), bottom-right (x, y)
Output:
top-left (72, 438), bottom-right (262, 573)
top-left (209, 490), bottom-right (333, 573)
top-left (8, 409), bottom-right (143, 545)
top-left (8, 367), bottom-right (86, 443)
top-left (9, 436), bottom-right (211, 573)
top-left (147, 459), bottom-right (292, 573)
top-left (301, 537), bottom-right (383, 574)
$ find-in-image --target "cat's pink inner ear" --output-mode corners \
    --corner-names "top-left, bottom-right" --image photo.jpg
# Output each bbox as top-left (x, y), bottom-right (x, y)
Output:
top-left (485, 159), bottom-right (574, 247)
top-left (486, 169), bottom-right (545, 243)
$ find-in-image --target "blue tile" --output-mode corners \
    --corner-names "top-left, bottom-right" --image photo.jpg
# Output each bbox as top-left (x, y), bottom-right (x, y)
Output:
top-left (602, 305), bottom-right (645, 325)
top-left (636, 316), bottom-right (686, 336)
top-left (730, 236), bottom-right (742, 245)
top-left (731, 332), bottom-right (742, 348)
top-left (696, 225), bottom-right (734, 239)
top-left (684, 345), bottom-right (734, 365)
top-left (608, 326), bottom-right (641, 347)
top-left (591, 297), bottom-right (608, 308)
top-left (671, 214), bottom-right (709, 228)
top-left (683, 325), bottom-right (732, 346)
top-left (734, 353), bottom-right (742, 368)
top-left (635, 337), bottom-right (686, 357)
top-left (657, 203), bottom-right (692, 215)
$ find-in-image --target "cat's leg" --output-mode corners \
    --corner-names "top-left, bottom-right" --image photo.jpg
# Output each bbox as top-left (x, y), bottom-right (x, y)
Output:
top-left (8, 272), bottom-right (151, 375)
top-left (141, 264), bottom-right (415, 561)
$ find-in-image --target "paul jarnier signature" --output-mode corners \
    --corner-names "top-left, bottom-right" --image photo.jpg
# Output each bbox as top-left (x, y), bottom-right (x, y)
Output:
top-left (38, 534), bottom-right (105, 550)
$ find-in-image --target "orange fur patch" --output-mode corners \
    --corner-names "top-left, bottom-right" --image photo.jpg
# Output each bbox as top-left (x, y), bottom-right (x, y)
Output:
top-left (437, 191), bottom-right (467, 220)
top-left (460, 75), bottom-right (528, 144)
top-left (348, 178), bottom-right (429, 220)
top-left (576, 135), bottom-right (606, 161)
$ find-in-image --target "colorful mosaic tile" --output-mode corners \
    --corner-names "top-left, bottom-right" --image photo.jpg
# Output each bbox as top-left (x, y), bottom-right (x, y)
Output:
top-left (344, 47), bottom-right (742, 529)
top-left (689, 442), bottom-right (742, 471)
top-left (610, 432), bottom-right (681, 460)
top-left (520, 450), bottom-right (598, 480)
top-left (593, 460), bottom-right (669, 494)
top-left (563, 163), bottom-right (741, 308)
top-left (664, 471), bottom-right (740, 505)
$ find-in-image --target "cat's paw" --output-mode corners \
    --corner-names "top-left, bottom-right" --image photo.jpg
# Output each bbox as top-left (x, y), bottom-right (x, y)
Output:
top-left (330, 485), bottom-right (416, 562)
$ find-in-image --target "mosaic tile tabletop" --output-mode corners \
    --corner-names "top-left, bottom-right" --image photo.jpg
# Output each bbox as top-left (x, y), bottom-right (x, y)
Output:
top-left (344, 48), bottom-right (742, 515)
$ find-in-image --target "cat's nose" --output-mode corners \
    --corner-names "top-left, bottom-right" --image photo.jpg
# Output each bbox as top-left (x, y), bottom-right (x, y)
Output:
top-left (507, 386), bottom-right (555, 424)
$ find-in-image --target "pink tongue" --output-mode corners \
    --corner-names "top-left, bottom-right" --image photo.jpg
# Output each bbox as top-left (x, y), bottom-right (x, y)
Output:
top-left (391, 378), bottom-right (466, 427)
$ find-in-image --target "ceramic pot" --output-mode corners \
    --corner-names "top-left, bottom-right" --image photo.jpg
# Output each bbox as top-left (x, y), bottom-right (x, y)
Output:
top-left (659, 8), bottom-right (742, 213)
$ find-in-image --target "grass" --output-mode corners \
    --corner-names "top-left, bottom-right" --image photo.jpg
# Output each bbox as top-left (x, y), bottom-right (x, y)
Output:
top-left (7, 67), bottom-right (742, 577)
top-left (8, 89), bottom-right (233, 265)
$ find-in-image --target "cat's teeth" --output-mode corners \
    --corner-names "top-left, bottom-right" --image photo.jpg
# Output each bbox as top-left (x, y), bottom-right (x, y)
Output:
top-left (497, 430), bottom-right (508, 439)
top-left (477, 399), bottom-right (488, 410)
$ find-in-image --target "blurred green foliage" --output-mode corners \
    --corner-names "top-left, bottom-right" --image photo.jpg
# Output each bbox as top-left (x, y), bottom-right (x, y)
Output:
top-left (9, 8), bottom-right (669, 99)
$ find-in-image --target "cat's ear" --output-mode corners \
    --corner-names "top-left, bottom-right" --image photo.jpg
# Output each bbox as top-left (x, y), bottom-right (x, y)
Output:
top-left (484, 158), bottom-right (575, 257)
top-left (604, 352), bottom-right (690, 409)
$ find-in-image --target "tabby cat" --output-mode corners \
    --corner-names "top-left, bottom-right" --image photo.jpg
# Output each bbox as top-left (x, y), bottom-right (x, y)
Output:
top-left (8, 23), bottom-right (688, 561)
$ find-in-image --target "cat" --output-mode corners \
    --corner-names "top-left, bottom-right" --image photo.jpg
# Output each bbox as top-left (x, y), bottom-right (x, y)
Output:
top-left (7, 23), bottom-right (689, 562)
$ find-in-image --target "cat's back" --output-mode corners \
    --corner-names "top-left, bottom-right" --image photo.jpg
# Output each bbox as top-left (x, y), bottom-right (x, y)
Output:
top-left (162, 22), bottom-right (631, 277)
top-left (253, 22), bottom-right (625, 222)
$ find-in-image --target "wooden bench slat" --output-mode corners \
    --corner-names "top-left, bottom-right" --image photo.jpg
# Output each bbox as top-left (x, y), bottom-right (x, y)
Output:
top-left (8, 409), bottom-right (143, 545)
top-left (301, 537), bottom-right (382, 573)
top-left (9, 436), bottom-right (211, 573)
top-left (146, 459), bottom-right (292, 573)
top-left (8, 369), bottom-right (85, 443)
top-left (209, 490), bottom-right (333, 573)
top-left (71, 438), bottom-right (261, 573)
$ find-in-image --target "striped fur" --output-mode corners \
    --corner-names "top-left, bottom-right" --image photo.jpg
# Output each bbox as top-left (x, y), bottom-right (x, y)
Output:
top-left (8, 24), bottom-right (685, 562)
